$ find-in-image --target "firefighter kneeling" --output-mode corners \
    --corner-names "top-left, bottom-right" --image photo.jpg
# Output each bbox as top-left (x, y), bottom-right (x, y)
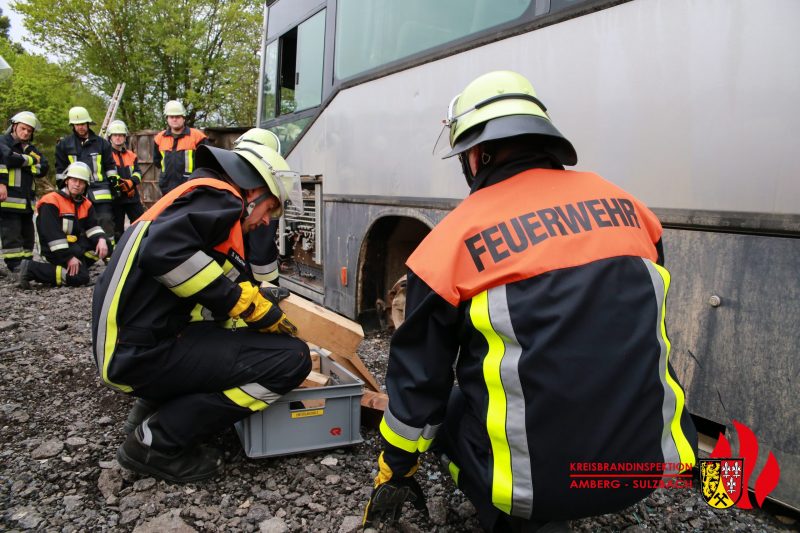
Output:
top-left (364, 71), bottom-right (697, 532)
top-left (17, 162), bottom-right (108, 288)
top-left (91, 142), bottom-right (310, 483)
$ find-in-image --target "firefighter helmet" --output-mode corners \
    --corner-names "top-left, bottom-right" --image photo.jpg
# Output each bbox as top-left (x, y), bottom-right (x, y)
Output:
top-left (64, 161), bottom-right (92, 183)
top-left (234, 128), bottom-right (281, 153)
top-left (441, 70), bottom-right (576, 165)
top-left (107, 120), bottom-right (128, 136)
top-left (68, 106), bottom-right (94, 125)
top-left (164, 100), bottom-right (187, 117)
top-left (195, 144), bottom-right (303, 218)
top-left (10, 111), bottom-right (40, 131)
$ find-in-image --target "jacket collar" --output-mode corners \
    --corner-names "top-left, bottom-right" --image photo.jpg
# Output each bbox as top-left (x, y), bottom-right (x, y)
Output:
top-left (470, 154), bottom-right (564, 194)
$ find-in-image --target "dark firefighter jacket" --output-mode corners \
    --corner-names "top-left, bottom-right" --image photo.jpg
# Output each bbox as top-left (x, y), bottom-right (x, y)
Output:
top-left (111, 147), bottom-right (144, 205)
top-left (55, 130), bottom-right (119, 205)
top-left (91, 177), bottom-right (251, 393)
top-left (0, 133), bottom-right (49, 213)
top-left (153, 127), bottom-right (207, 194)
top-left (379, 157), bottom-right (697, 521)
top-left (36, 190), bottom-right (106, 265)
top-left (245, 220), bottom-right (280, 283)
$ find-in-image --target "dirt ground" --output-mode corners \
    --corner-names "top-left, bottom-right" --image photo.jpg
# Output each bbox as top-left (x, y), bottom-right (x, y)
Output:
top-left (0, 267), bottom-right (797, 532)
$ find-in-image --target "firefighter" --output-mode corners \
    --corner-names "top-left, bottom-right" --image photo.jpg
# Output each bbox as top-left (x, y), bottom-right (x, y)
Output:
top-left (91, 141), bottom-right (310, 483)
top-left (153, 100), bottom-right (207, 195)
top-left (55, 106), bottom-right (119, 251)
top-left (233, 128), bottom-right (287, 284)
top-left (0, 111), bottom-right (48, 274)
top-left (363, 71), bottom-right (698, 531)
top-left (17, 162), bottom-right (108, 289)
top-left (107, 120), bottom-right (145, 242)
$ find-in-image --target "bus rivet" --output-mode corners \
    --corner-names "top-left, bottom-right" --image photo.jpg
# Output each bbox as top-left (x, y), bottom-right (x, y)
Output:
top-left (708, 295), bottom-right (722, 308)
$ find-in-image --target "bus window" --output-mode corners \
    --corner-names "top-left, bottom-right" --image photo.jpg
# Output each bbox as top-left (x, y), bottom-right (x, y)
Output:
top-left (277, 9), bottom-right (326, 115)
top-left (335, 0), bottom-right (532, 80)
top-left (261, 40), bottom-right (279, 123)
top-left (269, 116), bottom-right (314, 156)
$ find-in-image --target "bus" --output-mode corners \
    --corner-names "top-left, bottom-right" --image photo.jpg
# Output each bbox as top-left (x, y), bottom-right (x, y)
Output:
top-left (256, 0), bottom-right (799, 508)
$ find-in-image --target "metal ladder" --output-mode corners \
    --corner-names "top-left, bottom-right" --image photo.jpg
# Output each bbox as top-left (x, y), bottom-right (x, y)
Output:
top-left (98, 82), bottom-right (126, 137)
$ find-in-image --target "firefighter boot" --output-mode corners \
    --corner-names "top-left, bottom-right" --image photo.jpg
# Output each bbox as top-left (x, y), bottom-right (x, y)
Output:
top-left (122, 398), bottom-right (158, 435)
top-left (116, 424), bottom-right (223, 483)
top-left (16, 259), bottom-right (31, 290)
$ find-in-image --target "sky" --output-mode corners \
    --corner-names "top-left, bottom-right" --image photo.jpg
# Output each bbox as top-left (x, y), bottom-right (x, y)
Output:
top-left (0, 0), bottom-right (51, 57)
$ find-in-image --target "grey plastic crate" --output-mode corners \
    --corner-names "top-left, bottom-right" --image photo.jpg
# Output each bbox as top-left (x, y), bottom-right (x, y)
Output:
top-left (235, 353), bottom-right (364, 458)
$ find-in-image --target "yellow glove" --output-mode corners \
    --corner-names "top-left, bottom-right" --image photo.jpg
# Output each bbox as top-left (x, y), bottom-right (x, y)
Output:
top-left (230, 282), bottom-right (297, 335)
top-left (363, 453), bottom-right (426, 528)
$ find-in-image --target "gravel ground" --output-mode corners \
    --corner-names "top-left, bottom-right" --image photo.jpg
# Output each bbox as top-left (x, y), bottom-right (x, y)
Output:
top-left (0, 265), bottom-right (797, 532)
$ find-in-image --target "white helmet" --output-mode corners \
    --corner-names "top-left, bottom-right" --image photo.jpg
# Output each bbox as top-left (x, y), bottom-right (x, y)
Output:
top-left (64, 162), bottom-right (92, 183)
top-left (164, 100), bottom-right (187, 117)
top-left (10, 111), bottom-right (41, 131)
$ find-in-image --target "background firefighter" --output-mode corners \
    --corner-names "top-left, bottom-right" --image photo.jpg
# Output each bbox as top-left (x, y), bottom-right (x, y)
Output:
top-left (107, 119), bottom-right (145, 242)
top-left (91, 141), bottom-right (310, 483)
top-left (363, 71), bottom-right (698, 532)
top-left (17, 161), bottom-right (108, 288)
top-left (153, 100), bottom-right (208, 195)
top-left (0, 111), bottom-right (48, 274)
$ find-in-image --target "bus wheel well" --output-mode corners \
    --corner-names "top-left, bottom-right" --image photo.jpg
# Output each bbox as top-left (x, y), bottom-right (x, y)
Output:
top-left (357, 216), bottom-right (430, 331)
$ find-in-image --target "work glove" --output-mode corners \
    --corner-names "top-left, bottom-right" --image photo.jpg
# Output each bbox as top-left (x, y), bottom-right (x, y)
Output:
top-left (363, 453), bottom-right (427, 528)
top-left (260, 285), bottom-right (290, 303)
top-left (232, 282), bottom-right (297, 335)
top-left (118, 178), bottom-right (136, 198)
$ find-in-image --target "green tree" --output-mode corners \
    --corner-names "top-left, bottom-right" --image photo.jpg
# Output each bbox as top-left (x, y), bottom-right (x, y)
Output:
top-left (13, 0), bottom-right (262, 131)
top-left (0, 38), bottom-right (106, 180)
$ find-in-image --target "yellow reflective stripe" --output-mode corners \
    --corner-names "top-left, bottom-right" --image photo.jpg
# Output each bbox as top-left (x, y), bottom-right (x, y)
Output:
top-left (186, 150), bottom-right (194, 172)
top-left (160, 151), bottom-right (165, 172)
top-left (8, 168), bottom-right (17, 187)
top-left (102, 222), bottom-right (151, 393)
top-left (1, 249), bottom-right (29, 258)
top-left (654, 264), bottom-right (696, 468)
top-left (379, 417), bottom-right (419, 453)
top-left (68, 155), bottom-right (76, 164)
top-left (223, 387), bottom-right (267, 411)
top-left (93, 192), bottom-right (113, 200)
top-left (169, 261), bottom-right (224, 298)
top-left (448, 460), bottom-right (460, 485)
top-left (0, 200), bottom-right (27, 209)
top-left (189, 303), bottom-right (205, 322)
top-left (55, 265), bottom-right (63, 286)
top-left (471, 290), bottom-right (513, 514)
top-left (95, 154), bottom-right (103, 181)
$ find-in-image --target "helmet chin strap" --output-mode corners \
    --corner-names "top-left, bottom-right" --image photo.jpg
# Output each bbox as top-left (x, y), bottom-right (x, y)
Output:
top-left (458, 152), bottom-right (475, 187)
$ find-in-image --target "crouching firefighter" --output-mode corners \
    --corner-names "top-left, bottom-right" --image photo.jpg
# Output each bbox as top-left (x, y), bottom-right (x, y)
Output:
top-left (363, 71), bottom-right (697, 531)
top-left (91, 141), bottom-right (310, 483)
top-left (17, 162), bottom-right (108, 288)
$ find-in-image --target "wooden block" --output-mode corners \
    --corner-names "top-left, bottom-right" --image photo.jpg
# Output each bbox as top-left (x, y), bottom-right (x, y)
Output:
top-left (264, 283), bottom-right (383, 392)
top-left (301, 370), bottom-right (330, 389)
top-left (361, 390), bottom-right (388, 411)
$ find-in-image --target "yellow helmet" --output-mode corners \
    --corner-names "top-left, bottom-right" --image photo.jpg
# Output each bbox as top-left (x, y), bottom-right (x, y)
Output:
top-left (234, 128), bottom-right (281, 153)
top-left (68, 106), bottom-right (94, 125)
top-left (106, 120), bottom-right (129, 136)
top-left (164, 100), bottom-right (187, 117)
top-left (10, 111), bottom-right (41, 131)
top-left (64, 161), bottom-right (92, 183)
top-left (442, 70), bottom-right (576, 165)
top-left (196, 144), bottom-right (303, 218)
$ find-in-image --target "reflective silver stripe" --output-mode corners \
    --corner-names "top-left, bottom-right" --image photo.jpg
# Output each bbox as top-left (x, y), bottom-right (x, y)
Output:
top-left (93, 187), bottom-right (112, 196)
top-left (141, 415), bottom-right (154, 446)
top-left (487, 285), bottom-right (533, 518)
top-left (86, 226), bottom-right (105, 238)
top-left (62, 218), bottom-right (75, 234)
top-left (155, 250), bottom-right (214, 287)
top-left (222, 260), bottom-right (240, 282)
top-left (1, 197), bottom-right (26, 205)
top-left (421, 423), bottom-right (441, 440)
top-left (251, 260), bottom-right (278, 276)
top-left (60, 267), bottom-right (68, 284)
top-left (239, 383), bottom-right (281, 405)
top-left (641, 259), bottom-right (681, 466)
top-left (0, 246), bottom-right (23, 256)
top-left (383, 408), bottom-right (425, 442)
top-left (48, 239), bottom-right (69, 251)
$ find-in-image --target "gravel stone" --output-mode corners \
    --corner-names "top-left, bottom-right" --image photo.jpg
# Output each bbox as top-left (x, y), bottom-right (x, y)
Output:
top-left (0, 276), bottom-right (794, 532)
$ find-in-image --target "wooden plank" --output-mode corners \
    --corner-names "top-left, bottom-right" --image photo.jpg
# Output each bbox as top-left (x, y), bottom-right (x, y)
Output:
top-left (361, 390), bottom-right (388, 411)
top-left (264, 283), bottom-right (383, 392)
top-left (301, 370), bottom-right (330, 389)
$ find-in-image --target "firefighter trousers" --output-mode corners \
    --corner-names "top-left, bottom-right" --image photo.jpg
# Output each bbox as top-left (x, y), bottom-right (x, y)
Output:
top-left (116, 323), bottom-right (311, 452)
top-left (111, 201), bottom-right (145, 243)
top-left (28, 256), bottom-right (92, 286)
top-left (93, 203), bottom-right (116, 249)
top-left (0, 211), bottom-right (34, 271)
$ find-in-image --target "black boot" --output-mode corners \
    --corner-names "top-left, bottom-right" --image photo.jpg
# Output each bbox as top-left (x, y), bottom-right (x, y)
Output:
top-left (123, 398), bottom-right (158, 435)
top-left (16, 259), bottom-right (31, 290)
top-left (116, 426), bottom-right (223, 483)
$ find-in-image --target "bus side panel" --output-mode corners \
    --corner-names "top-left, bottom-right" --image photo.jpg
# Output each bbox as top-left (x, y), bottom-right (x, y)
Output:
top-left (322, 200), bottom-right (445, 317)
top-left (665, 229), bottom-right (799, 506)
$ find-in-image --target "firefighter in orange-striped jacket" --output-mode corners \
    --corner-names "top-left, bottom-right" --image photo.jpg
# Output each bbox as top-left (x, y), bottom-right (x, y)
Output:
top-left (107, 120), bottom-right (145, 242)
top-left (91, 141), bottom-right (309, 483)
top-left (153, 100), bottom-right (208, 195)
top-left (363, 71), bottom-right (698, 532)
top-left (17, 162), bottom-right (108, 289)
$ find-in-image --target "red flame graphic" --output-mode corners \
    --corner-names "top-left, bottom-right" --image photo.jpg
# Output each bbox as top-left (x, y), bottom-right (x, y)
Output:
top-left (710, 420), bottom-right (781, 508)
